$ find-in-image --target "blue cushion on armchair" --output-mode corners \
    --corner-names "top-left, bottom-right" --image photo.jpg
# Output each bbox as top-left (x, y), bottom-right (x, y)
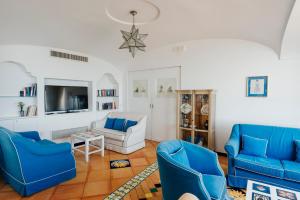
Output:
top-left (295, 140), bottom-right (300, 162)
top-left (113, 118), bottom-right (126, 131)
top-left (241, 135), bottom-right (268, 158)
top-left (104, 117), bottom-right (115, 129)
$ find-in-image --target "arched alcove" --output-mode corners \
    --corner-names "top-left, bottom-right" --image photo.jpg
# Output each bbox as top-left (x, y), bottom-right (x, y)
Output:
top-left (0, 61), bottom-right (37, 118)
top-left (96, 73), bottom-right (119, 111)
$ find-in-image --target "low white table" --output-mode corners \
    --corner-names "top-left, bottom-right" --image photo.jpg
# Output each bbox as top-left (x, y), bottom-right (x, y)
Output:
top-left (246, 180), bottom-right (299, 200)
top-left (71, 132), bottom-right (104, 162)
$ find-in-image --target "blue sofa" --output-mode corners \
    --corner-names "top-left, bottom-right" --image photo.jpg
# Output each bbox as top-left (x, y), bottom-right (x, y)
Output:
top-left (225, 124), bottom-right (300, 191)
top-left (0, 127), bottom-right (76, 196)
top-left (157, 140), bottom-right (231, 200)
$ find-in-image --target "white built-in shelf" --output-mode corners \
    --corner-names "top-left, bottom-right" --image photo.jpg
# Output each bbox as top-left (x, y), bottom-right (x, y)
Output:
top-left (0, 96), bottom-right (37, 98)
top-left (96, 73), bottom-right (119, 112)
top-left (0, 115), bottom-right (39, 121)
top-left (97, 96), bottom-right (119, 98)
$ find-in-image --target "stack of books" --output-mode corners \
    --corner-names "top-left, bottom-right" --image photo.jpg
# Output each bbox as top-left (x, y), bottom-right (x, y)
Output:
top-left (97, 89), bottom-right (117, 97)
top-left (20, 83), bottom-right (37, 97)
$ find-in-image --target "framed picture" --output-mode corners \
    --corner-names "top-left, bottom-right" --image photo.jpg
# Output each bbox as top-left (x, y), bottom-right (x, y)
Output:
top-left (156, 78), bottom-right (177, 97)
top-left (133, 80), bottom-right (148, 97)
top-left (247, 76), bottom-right (268, 97)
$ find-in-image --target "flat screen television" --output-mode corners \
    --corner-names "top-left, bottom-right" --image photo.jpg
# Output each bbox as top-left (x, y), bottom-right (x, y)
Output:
top-left (45, 85), bottom-right (88, 114)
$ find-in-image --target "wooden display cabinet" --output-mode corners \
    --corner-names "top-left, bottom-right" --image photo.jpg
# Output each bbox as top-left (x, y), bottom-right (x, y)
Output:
top-left (176, 90), bottom-right (215, 150)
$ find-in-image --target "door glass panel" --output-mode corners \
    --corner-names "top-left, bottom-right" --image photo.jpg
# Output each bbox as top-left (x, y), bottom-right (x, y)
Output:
top-left (178, 93), bottom-right (193, 142)
top-left (194, 94), bottom-right (209, 146)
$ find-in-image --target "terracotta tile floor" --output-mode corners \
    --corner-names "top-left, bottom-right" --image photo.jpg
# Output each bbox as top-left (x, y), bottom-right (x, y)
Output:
top-left (0, 140), bottom-right (228, 200)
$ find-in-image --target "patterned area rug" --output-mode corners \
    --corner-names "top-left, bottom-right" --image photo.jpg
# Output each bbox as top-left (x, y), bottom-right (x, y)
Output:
top-left (227, 188), bottom-right (246, 200)
top-left (105, 161), bottom-right (246, 200)
top-left (110, 159), bottom-right (131, 169)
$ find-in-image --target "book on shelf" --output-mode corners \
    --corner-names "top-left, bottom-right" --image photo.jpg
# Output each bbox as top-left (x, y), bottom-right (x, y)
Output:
top-left (20, 83), bottom-right (37, 97)
top-left (97, 89), bottom-right (117, 97)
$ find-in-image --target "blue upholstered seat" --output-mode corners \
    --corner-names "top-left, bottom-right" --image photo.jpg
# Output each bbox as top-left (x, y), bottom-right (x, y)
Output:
top-left (0, 127), bottom-right (76, 196)
top-left (157, 140), bottom-right (231, 200)
top-left (225, 124), bottom-right (300, 191)
top-left (235, 154), bottom-right (284, 178)
top-left (282, 160), bottom-right (300, 182)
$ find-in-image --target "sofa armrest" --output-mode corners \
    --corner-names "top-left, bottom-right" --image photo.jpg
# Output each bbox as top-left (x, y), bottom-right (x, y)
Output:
top-left (224, 124), bottom-right (240, 158)
top-left (126, 116), bottom-right (147, 134)
top-left (184, 141), bottom-right (224, 176)
top-left (16, 131), bottom-right (41, 141)
top-left (13, 137), bottom-right (72, 156)
top-left (91, 119), bottom-right (106, 130)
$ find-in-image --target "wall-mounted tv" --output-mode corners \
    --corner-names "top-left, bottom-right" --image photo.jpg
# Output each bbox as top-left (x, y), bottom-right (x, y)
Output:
top-left (45, 85), bottom-right (88, 114)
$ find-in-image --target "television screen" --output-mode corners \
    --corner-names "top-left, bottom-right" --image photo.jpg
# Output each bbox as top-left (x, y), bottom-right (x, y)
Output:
top-left (45, 85), bottom-right (88, 114)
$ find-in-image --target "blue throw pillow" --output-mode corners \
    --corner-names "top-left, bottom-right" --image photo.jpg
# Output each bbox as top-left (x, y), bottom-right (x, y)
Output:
top-left (104, 118), bottom-right (115, 129)
top-left (124, 120), bottom-right (138, 132)
top-left (240, 135), bottom-right (268, 158)
top-left (113, 118), bottom-right (126, 132)
top-left (294, 140), bottom-right (300, 162)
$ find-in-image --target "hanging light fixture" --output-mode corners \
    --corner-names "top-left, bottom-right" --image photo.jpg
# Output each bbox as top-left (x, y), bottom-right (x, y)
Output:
top-left (119, 10), bottom-right (148, 58)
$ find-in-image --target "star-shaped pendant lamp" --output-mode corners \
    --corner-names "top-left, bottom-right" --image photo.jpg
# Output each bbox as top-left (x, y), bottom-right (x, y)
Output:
top-left (119, 10), bottom-right (148, 58)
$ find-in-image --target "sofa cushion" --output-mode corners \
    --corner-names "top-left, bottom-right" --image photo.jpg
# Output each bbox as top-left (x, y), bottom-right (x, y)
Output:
top-left (202, 174), bottom-right (226, 200)
top-left (294, 140), bottom-right (300, 162)
top-left (235, 154), bottom-right (284, 178)
top-left (104, 117), bottom-right (115, 129)
top-left (240, 135), bottom-right (268, 158)
top-left (124, 120), bottom-right (138, 132)
top-left (112, 118), bottom-right (126, 132)
top-left (282, 160), bottom-right (300, 182)
top-left (94, 128), bottom-right (126, 141)
top-left (239, 124), bottom-right (300, 160)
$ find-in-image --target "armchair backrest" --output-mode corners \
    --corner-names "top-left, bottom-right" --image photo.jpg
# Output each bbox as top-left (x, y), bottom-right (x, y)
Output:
top-left (157, 140), bottom-right (209, 200)
top-left (0, 127), bottom-right (24, 184)
top-left (236, 124), bottom-right (300, 160)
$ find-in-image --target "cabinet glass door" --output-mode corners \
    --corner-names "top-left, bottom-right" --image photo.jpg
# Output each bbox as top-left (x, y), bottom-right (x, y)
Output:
top-left (194, 93), bottom-right (209, 147)
top-left (178, 92), bottom-right (193, 142)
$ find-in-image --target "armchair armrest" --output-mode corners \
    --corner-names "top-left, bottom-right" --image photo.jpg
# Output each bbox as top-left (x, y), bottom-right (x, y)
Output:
top-left (224, 124), bottom-right (240, 158)
top-left (13, 137), bottom-right (71, 156)
top-left (16, 131), bottom-right (41, 141)
top-left (183, 141), bottom-right (224, 176)
top-left (157, 153), bottom-right (211, 200)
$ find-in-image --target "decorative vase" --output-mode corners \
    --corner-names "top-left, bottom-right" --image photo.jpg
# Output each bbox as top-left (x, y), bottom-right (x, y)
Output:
top-left (20, 110), bottom-right (25, 117)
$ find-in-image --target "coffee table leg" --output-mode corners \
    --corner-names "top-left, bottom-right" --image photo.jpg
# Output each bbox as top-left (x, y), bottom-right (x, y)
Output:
top-left (101, 137), bottom-right (104, 157)
top-left (71, 136), bottom-right (74, 153)
top-left (85, 140), bottom-right (89, 162)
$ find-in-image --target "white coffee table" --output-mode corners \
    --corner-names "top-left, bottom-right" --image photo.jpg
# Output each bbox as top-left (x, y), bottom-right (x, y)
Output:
top-left (246, 180), bottom-right (299, 200)
top-left (71, 132), bottom-right (104, 162)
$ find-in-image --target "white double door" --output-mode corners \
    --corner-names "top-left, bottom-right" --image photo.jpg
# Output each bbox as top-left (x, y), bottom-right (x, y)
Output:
top-left (128, 67), bottom-right (180, 142)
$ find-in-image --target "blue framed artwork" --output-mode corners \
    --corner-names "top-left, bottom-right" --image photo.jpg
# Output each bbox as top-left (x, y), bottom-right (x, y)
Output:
top-left (247, 76), bottom-right (268, 97)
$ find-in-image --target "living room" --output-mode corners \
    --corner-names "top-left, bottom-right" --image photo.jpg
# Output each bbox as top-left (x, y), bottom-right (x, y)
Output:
top-left (0, 0), bottom-right (300, 200)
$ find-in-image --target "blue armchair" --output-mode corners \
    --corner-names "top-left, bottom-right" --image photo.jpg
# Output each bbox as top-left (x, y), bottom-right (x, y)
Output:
top-left (157, 140), bottom-right (231, 200)
top-left (0, 127), bottom-right (76, 196)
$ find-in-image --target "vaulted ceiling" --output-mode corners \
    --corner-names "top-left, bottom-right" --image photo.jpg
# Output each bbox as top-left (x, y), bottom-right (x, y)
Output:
top-left (0, 0), bottom-right (298, 67)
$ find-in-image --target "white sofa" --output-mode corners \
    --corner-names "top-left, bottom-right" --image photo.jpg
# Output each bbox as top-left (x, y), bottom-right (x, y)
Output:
top-left (91, 112), bottom-right (147, 154)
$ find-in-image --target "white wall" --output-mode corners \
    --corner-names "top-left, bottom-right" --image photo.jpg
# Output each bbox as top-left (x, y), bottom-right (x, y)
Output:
top-left (129, 39), bottom-right (300, 153)
top-left (0, 45), bottom-right (125, 139)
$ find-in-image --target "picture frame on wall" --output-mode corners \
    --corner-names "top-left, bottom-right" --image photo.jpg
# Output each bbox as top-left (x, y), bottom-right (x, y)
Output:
top-left (247, 76), bottom-right (268, 97)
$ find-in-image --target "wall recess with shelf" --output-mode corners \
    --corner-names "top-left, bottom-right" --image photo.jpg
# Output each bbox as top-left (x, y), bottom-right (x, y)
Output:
top-left (96, 73), bottom-right (119, 111)
top-left (0, 62), bottom-right (38, 118)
